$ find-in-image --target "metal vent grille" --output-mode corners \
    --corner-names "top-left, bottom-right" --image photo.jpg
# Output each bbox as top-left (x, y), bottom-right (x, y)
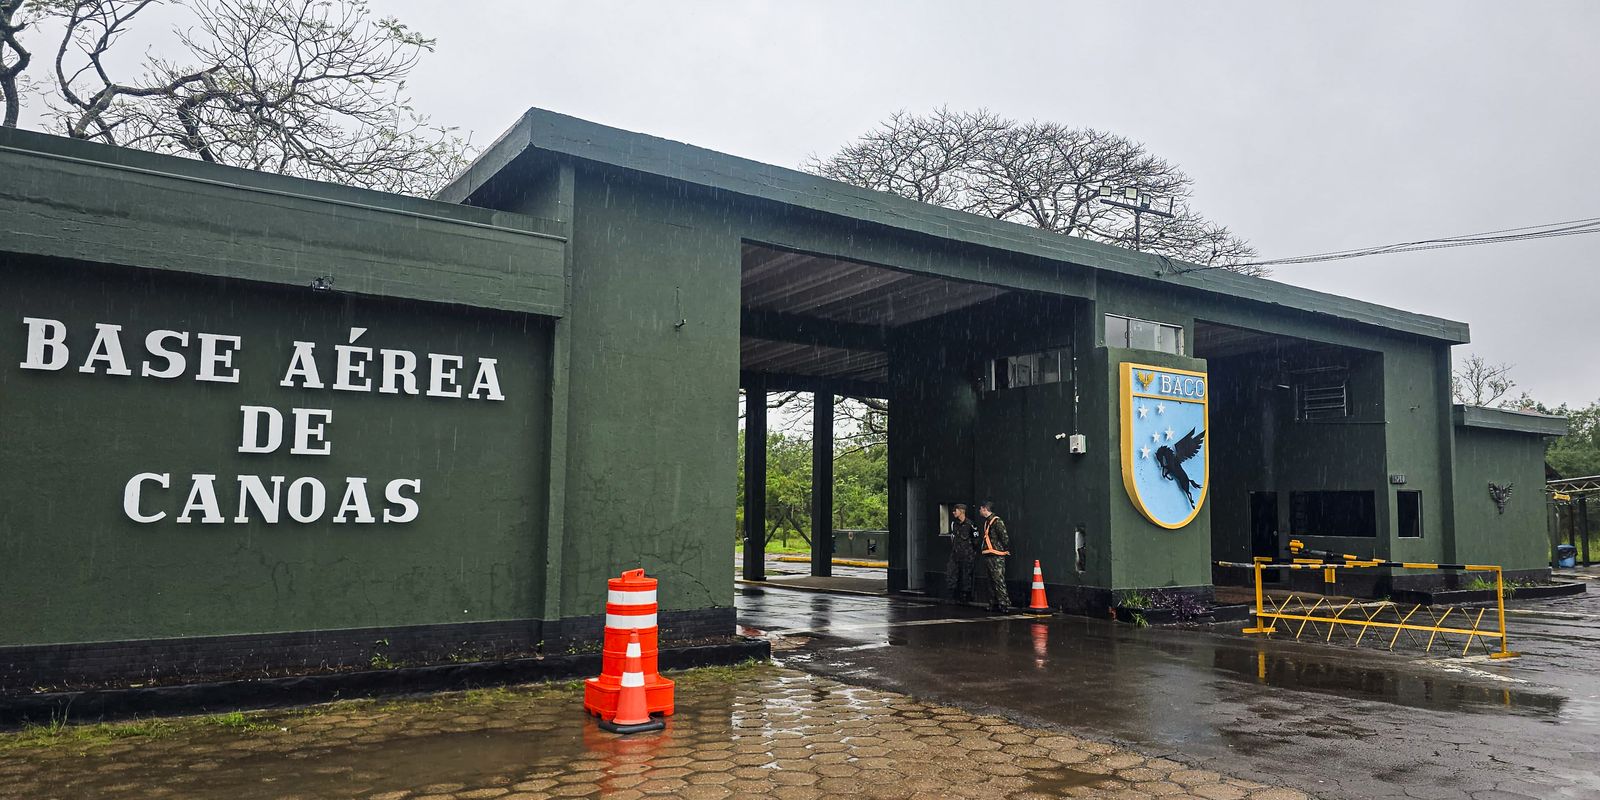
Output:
top-left (1296, 382), bottom-right (1348, 420)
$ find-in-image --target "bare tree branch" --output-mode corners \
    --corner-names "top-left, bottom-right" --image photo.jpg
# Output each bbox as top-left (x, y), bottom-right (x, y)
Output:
top-left (0, 0), bottom-right (32, 127)
top-left (808, 108), bottom-right (1263, 275)
top-left (1452, 353), bottom-right (1517, 407)
top-left (37, 0), bottom-right (469, 195)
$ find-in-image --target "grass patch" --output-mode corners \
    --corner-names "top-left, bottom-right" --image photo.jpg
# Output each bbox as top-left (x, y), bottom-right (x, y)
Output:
top-left (0, 709), bottom-right (273, 753)
top-left (668, 659), bottom-right (769, 685)
top-left (734, 539), bottom-right (812, 556)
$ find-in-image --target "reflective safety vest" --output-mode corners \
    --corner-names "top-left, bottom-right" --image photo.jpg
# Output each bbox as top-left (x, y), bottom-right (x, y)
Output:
top-left (981, 516), bottom-right (1010, 556)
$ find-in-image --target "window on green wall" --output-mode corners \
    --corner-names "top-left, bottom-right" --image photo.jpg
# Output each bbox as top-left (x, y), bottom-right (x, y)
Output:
top-left (983, 348), bottom-right (1069, 392)
top-left (1397, 491), bottom-right (1423, 538)
top-left (1104, 314), bottom-right (1184, 355)
top-left (1290, 491), bottom-right (1378, 537)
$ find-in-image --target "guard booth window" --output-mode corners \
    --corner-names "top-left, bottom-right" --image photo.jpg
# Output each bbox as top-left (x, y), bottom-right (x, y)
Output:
top-left (1290, 490), bottom-right (1378, 537)
top-left (984, 348), bottom-right (1069, 392)
top-left (1104, 314), bottom-right (1184, 355)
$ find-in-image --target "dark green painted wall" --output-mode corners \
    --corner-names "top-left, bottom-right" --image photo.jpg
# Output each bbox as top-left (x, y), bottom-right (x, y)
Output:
top-left (0, 257), bottom-right (551, 645)
top-left (555, 167), bottom-right (742, 617)
top-left (1099, 348), bottom-right (1213, 590)
top-left (1452, 427), bottom-right (1550, 571)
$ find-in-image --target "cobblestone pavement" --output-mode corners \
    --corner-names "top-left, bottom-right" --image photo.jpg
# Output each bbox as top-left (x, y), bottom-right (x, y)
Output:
top-left (0, 666), bottom-right (1310, 800)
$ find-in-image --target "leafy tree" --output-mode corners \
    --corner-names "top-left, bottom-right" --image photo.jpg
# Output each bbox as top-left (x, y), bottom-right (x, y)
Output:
top-left (735, 428), bottom-right (888, 551)
top-left (808, 107), bottom-right (1261, 274)
top-left (1505, 393), bottom-right (1600, 478)
top-left (3, 0), bottom-right (468, 196)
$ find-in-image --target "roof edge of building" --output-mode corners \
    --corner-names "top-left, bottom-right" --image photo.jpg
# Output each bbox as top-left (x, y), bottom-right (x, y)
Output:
top-left (1453, 404), bottom-right (1569, 437)
top-left (444, 107), bottom-right (1470, 344)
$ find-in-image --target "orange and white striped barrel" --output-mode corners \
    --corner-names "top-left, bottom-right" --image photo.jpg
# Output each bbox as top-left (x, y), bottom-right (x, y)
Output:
top-left (601, 569), bottom-right (660, 679)
top-left (585, 568), bottom-right (675, 718)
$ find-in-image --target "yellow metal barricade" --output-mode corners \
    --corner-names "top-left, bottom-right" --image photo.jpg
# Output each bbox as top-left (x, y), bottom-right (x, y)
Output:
top-left (1218, 557), bottom-right (1519, 660)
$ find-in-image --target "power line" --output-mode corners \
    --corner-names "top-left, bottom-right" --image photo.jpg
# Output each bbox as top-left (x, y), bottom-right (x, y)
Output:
top-left (1173, 215), bottom-right (1600, 274)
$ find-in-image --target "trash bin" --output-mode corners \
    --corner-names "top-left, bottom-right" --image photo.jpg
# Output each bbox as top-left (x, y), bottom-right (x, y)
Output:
top-left (1555, 544), bottom-right (1577, 569)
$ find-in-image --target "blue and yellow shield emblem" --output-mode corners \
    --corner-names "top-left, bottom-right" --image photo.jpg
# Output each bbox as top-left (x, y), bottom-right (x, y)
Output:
top-left (1120, 363), bottom-right (1209, 529)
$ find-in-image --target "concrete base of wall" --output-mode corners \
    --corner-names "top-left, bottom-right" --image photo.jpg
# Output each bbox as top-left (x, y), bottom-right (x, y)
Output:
top-left (0, 608), bottom-right (737, 693)
top-left (0, 637), bottom-right (770, 727)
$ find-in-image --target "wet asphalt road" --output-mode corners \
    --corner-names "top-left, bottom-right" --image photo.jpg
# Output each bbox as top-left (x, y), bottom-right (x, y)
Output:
top-left (735, 586), bottom-right (1600, 800)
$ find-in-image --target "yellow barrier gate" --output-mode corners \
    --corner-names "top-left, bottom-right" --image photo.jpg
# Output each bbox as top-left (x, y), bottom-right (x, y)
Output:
top-left (1219, 553), bottom-right (1519, 660)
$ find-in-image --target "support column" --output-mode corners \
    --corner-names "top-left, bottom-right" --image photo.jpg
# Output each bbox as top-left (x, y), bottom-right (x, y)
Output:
top-left (743, 387), bottom-right (767, 581)
top-left (1582, 496), bottom-right (1592, 567)
top-left (812, 392), bottom-right (835, 578)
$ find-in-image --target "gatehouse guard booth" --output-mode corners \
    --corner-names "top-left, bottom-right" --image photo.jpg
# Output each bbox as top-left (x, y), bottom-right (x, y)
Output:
top-left (0, 108), bottom-right (1561, 686)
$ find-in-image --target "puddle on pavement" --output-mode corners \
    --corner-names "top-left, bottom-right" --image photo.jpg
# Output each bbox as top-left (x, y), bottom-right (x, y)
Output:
top-left (1026, 765), bottom-right (1108, 791)
top-left (1213, 647), bottom-right (1565, 717)
top-left (115, 720), bottom-right (692, 799)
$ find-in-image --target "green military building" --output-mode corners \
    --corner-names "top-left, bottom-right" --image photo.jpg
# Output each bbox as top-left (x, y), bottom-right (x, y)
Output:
top-left (0, 109), bottom-right (1563, 684)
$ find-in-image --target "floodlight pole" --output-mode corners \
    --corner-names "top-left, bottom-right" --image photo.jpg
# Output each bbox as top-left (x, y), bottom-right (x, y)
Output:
top-left (1097, 192), bottom-right (1176, 251)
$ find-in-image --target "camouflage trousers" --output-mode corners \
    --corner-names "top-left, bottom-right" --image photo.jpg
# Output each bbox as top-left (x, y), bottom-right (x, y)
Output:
top-left (983, 555), bottom-right (1010, 610)
top-left (945, 554), bottom-right (976, 599)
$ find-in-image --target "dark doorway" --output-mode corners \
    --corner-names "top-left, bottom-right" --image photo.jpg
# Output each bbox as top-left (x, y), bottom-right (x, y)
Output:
top-left (1250, 492), bottom-right (1280, 582)
top-left (1397, 491), bottom-right (1423, 539)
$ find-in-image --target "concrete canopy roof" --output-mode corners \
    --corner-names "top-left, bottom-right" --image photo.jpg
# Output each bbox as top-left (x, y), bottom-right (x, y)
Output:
top-left (441, 108), bottom-right (1471, 345)
top-left (1453, 405), bottom-right (1569, 437)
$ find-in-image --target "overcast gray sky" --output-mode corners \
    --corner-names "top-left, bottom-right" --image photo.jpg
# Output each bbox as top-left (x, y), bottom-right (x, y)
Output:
top-left (36, 1), bottom-right (1598, 404)
top-left (377, 1), bottom-right (1598, 404)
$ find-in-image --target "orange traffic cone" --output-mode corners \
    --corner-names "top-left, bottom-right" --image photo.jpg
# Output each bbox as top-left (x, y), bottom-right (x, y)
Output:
top-left (599, 630), bottom-right (665, 735)
top-left (1028, 560), bottom-right (1051, 614)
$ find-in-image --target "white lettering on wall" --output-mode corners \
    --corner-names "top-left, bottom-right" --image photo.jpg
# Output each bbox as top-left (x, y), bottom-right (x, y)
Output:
top-left (18, 316), bottom-right (496, 527)
top-left (195, 333), bottom-right (242, 383)
top-left (142, 330), bottom-right (189, 379)
top-left (177, 474), bottom-right (225, 524)
top-left (333, 328), bottom-right (374, 392)
top-left (79, 323), bottom-right (132, 376)
top-left (238, 406), bottom-right (283, 454)
top-left (334, 477), bottom-right (377, 523)
top-left (469, 358), bottom-right (505, 401)
top-left (427, 353), bottom-right (464, 398)
top-left (286, 477), bottom-right (327, 523)
top-left (290, 408), bottom-right (333, 456)
top-left (20, 317), bottom-right (68, 371)
top-left (384, 479), bottom-right (422, 523)
top-left (280, 340), bottom-right (324, 389)
top-left (235, 475), bottom-right (284, 524)
top-left (123, 472), bottom-right (170, 523)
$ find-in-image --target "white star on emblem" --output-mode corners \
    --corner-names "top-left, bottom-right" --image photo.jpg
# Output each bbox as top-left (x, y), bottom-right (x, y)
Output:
top-left (1156, 403), bottom-right (1166, 414)
top-left (1140, 445), bottom-right (1151, 459)
top-left (1137, 405), bottom-right (1148, 419)
top-left (1152, 432), bottom-right (1161, 442)
top-left (1165, 427), bottom-right (1175, 441)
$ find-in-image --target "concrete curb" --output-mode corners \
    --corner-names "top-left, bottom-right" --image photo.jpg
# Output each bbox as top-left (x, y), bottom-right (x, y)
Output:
top-left (772, 556), bottom-right (891, 568)
top-left (0, 638), bottom-right (770, 728)
top-left (1393, 580), bottom-right (1587, 606)
top-left (737, 579), bottom-right (889, 599)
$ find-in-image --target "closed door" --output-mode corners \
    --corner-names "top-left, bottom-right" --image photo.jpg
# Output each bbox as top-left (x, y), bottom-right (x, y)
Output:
top-left (1250, 491), bottom-right (1279, 582)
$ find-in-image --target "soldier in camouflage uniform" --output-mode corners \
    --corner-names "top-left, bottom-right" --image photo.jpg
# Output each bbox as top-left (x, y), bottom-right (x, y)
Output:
top-left (978, 500), bottom-right (1012, 612)
top-left (944, 504), bottom-right (979, 602)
